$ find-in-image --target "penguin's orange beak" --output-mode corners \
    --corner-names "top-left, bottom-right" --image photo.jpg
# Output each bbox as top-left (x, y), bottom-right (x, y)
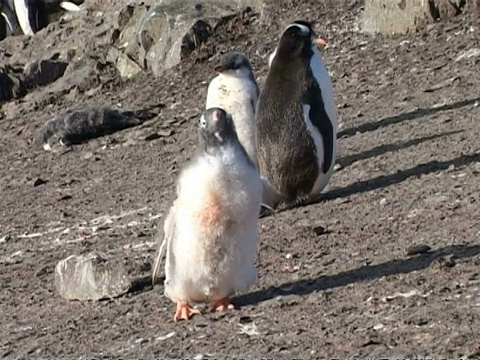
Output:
top-left (214, 64), bottom-right (226, 72)
top-left (313, 36), bottom-right (328, 48)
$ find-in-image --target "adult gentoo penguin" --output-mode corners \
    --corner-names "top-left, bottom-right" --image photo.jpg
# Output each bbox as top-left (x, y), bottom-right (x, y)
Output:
top-left (13, 0), bottom-right (48, 35)
top-left (205, 51), bottom-right (260, 169)
top-left (152, 107), bottom-right (262, 322)
top-left (255, 19), bottom-right (338, 211)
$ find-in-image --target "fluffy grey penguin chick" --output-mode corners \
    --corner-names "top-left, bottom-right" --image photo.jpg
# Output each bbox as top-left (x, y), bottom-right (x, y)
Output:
top-left (34, 105), bottom-right (162, 152)
top-left (152, 107), bottom-right (263, 322)
top-left (256, 20), bottom-right (338, 212)
top-left (205, 51), bottom-right (260, 170)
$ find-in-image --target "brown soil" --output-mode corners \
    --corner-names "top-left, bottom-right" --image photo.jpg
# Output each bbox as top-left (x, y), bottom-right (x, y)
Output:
top-left (1, 1), bottom-right (480, 359)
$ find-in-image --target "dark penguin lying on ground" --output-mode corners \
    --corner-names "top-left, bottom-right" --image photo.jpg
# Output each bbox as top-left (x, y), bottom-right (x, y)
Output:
top-left (34, 105), bottom-right (163, 152)
top-left (255, 20), bottom-right (338, 212)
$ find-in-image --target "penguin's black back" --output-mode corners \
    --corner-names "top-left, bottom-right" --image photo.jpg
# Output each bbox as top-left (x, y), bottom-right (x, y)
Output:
top-left (256, 33), bottom-right (334, 201)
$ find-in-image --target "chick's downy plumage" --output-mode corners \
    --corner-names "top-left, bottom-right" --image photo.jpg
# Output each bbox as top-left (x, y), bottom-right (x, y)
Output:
top-left (152, 107), bottom-right (262, 321)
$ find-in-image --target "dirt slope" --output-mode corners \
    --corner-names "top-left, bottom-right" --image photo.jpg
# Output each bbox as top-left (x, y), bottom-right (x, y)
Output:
top-left (1, 1), bottom-right (479, 359)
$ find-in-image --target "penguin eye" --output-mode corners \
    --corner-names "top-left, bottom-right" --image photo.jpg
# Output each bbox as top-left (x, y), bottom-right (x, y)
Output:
top-left (200, 116), bottom-right (207, 127)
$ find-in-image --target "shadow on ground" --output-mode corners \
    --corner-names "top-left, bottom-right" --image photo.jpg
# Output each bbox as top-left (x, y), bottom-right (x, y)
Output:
top-left (259, 151), bottom-right (480, 218)
top-left (323, 151), bottom-right (479, 201)
top-left (338, 97), bottom-right (480, 139)
top-left (337, 130), bottom-right (464, 168)
top-left (237, 244), bottom-right (480, 307)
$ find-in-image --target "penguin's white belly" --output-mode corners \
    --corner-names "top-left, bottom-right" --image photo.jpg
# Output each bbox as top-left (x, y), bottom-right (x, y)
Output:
top-left (310, 47), bottom-right (338, 134)
top-left (301, 104), bottom-right (328, 196)
top-left (206, 76), bottom-right (258, 167)
top-left (165, 151), bottom-right (261, 303)
top-left (13, 0), bottom-right (34, 35)
top-left (305, 48), bottom-right (338, 196)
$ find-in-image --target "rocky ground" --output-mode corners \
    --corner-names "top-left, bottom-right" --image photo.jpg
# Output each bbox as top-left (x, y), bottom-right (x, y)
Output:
top-left (1, 0), bottom-right (480, 359)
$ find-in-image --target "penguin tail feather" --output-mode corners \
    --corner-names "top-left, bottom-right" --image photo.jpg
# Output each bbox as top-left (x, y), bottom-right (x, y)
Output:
top-left (151, 236), bottom-right (167, 286)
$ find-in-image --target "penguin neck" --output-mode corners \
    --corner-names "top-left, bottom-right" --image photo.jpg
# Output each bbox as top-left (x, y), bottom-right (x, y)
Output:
top-left (219, 70), bottom-right (255, 84)
top-left (270, 55), bottom-right (309, 83)
top-left (198, 134), bottom-right (232, 156)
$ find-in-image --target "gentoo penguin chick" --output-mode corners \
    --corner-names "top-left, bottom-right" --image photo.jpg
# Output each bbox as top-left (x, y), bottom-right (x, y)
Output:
top-left (205, 51), bottom-right (260, 170)
top-left (151, 107), bottom-right (262, 322)
top-left (256, 20), bottom-right (338, 211)
top-left (33, 105), bottom-right (161, 152)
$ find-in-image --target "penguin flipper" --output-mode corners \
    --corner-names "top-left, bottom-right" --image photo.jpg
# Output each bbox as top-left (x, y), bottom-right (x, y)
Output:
top-left (151, 203), bottom-right (176, 286)
top-left (311, 104), bottom-right (334, 174)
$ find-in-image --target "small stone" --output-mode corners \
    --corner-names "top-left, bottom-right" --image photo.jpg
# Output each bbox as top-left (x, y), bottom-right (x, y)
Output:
top-left (406, 244), bottom-right (431, 256)
top-left (33, 177), bottom-right (47, 187)
top-left (55, 252), bottom-right (132, 301)
top-left (333, 163), bottom-right (343, 172)
top-left (156, 332), bottom-right (176, 341)
top-left (435, 254), bottom-right (456, 269)
top-left (0, 234), bottom-right (12, 243)
top-left (23, 59), bottom-right (69, 88)
top-left (144, 129), bottom-right (174, 141)
top-left (313, 225), bottom-right (328, 236)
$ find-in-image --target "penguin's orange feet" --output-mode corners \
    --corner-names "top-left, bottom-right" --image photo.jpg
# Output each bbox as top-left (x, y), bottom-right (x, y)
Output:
top-left (211, 297), bottom-right (234, 312)
top-left (174, 301), bottom-right (200, 322)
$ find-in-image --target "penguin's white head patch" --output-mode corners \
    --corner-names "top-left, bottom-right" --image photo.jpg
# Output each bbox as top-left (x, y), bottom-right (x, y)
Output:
top-left (200, 114), bottom-right (207, 128)
top-left (284, 22), bottom-right (311, 36)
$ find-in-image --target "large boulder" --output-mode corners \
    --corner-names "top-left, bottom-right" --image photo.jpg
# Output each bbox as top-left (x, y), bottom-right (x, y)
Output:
top-left (359, 0), bottom-right (479, 35)
top-left (109, 0), bottom-right (266, 78)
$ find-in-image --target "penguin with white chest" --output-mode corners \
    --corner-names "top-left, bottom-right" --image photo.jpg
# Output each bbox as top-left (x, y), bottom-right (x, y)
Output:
top-left (11, 0), bottom-right (81, 36)
top-left (152, 107), bottom-right (263, 322)
top-left (205, 51), bottom-right (260, 170)
top-left (1, 0), bottom-right (18, 40)
top-left (255, 20), bottom-right (338, 211)
top-left (12, 0), bottom-right (48, 35)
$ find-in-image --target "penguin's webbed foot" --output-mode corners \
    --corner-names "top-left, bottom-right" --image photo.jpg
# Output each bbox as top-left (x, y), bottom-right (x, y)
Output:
top-left (174, 301), bottom-right (201, 322)
top-left (211, 297), bottom-right (235, 312)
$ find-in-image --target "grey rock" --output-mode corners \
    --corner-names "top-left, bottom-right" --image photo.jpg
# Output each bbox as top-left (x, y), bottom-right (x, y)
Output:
top-left (0, 65), bottom-right (24, 102)
top-left (55, 252), bottom-right (132, 301)
top-left (23, 59), bottom-right (69, 88)
top-left (113, 0), bottom-right (265, 78)
top-left (359, 0), bottom-right (433, 36)
top-left (0, 60), bottom-right (68, 104)
top-left (359, 0), bottom-right (476, 35)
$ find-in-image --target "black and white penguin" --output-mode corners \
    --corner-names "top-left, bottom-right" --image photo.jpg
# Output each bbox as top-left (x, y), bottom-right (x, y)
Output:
top-left (152, 107), bottom-right (262, 321)
top-left (11, 0), bottom-right (81, 36)
top-left (13, 0), bottom-right (49, 35)
top-left (1, 0), bottom-right (19, 39)
top-left (205, 51), bottom-right (260, 170)
top-left (255, 20), bottom-right (338, 211)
